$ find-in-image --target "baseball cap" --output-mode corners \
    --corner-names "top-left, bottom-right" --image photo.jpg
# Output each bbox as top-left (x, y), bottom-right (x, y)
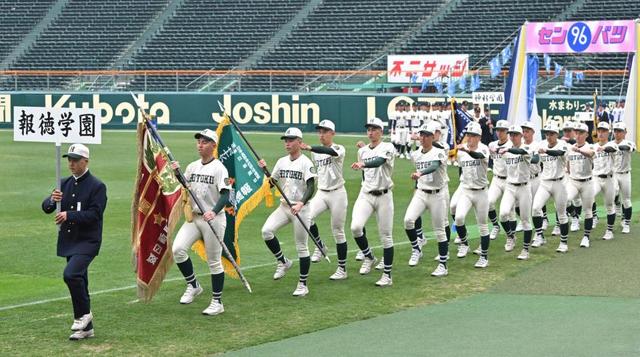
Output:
top-left (613, 121), bottom-right (627, 131)
top-left (365, 117), bottom-right (384, 130)
top-left (542, 121), bottom-right (559, 134)
top-left (562, 121), bottom-right (575, 130)
top-left (495, 120), bottom-right (509, 130)
top-left (520, 121), bottom-right (535, 130)
top-left (63, 143), bottom-right (90, 159)
top-left (418, 124), bottom-right (434, 135)
top-left (426, 121), bottom-right (441, 133)
top-left (465, 122), bottom-right (482, 136)
top-left (507, 125), bottom-right (523, 135)
top-left (574, 122), bottom-right (589, 132)
top-left (315, 119), bottom-right (335, 131)
top-left (195, 129), bottom-right (218, 143)
top-left (597, 122), bottom-right (610, 130)
top-left (280, 127), bottom-right (303, 140)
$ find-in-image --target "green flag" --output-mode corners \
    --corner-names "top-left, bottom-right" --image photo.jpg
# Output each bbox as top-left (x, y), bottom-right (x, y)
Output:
top-left (191, 115), bottom-right (273, 277)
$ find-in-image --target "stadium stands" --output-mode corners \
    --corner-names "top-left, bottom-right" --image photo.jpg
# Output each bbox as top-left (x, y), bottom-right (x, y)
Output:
top-left (0, 0), bottom-right (637, 95)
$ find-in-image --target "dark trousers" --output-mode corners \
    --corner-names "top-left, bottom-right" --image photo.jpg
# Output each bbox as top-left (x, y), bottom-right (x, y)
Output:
top-left (64, 254), bottom-right (94, 330)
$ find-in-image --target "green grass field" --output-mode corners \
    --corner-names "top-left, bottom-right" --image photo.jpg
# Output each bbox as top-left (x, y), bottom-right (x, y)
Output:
top-left (0, 129), bottom-right (638, 356)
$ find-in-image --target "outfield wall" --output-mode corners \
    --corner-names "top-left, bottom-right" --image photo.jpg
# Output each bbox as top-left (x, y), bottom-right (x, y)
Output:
top-left (0, 92), bottom-right (619, 132)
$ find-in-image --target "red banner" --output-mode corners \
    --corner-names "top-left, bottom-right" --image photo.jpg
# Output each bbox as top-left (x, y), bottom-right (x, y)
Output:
top-left (131, 123), bottom-right (183, 302)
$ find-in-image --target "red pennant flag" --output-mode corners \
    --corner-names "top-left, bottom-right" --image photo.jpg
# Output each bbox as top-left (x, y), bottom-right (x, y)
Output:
top-left (131, 123), bottom-right (183, 302)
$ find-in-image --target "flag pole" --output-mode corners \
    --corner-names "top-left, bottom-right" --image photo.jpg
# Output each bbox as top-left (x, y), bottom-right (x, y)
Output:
top-left (130, 93), bottom-right (253, 293)
top-left (216, 101), bottom-right (331, 262)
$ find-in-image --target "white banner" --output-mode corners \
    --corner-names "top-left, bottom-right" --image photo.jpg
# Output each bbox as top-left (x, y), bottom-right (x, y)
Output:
top-left (472, 92), bottom-right (505, 104)
top-left (387, 54), bottom-right (469, 84)
top-left (13, 106), bottom-right (102, 144)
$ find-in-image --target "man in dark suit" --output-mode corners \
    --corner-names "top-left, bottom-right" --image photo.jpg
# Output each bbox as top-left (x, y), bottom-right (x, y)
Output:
top-left (42, 143), bottom-right (107, 341)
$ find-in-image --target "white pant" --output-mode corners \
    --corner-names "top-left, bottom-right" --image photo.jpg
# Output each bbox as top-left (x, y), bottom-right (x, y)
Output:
top-left (500, 183), bottom-right (532, 230)
top-left (404, 189), bottom-right (447, 242)
top-left (173, 215), bottom-right (226, 274)
top-left (533, 179), bottom-right (568, 223)
top-left (309, 187), bottom-right (348, 244)
top-left (262, 203), bottom-right (311, 258)
top-left (396, 128), bottom-right (409, 145)
top-left (593, 176), bottom-right (616, 215)
top-left (453, 187), bottom-right (489, 236)
top-left (566, 178), bottom-right (594, 219)
top-left (350, 189), bottom-right (394, 249)
top-left (615, 172), bottom-right (632, 208)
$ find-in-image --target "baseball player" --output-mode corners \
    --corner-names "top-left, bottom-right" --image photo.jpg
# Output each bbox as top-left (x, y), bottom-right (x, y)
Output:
top-left (563, 121), bottom-right (584, 232)
top-left (171, 129), bottom-right (231, 316)
top-left (499, 125), bottom-right (536, 259)
top-left (404, 124), bottom-right (449, 276)
top-left (612, 122), bottom-right (635, 234)
top-left (350, 117), bottom-right (396, 286)
top-left (451, 122), bottom-right (491, 268)
top-left (487, 120), bottom-right (513, 241)
top-left (389, 102), bottom-right (400, 157)
top-left (531, 122), bottom-right (570, 253)
top-left (397, 102), bottom-right (411, 159)
top-left (259, 127), bottom-right (317, 297)
top-left (591, 122), bottom-right (619, 240)
top-left (410, 102), bottom-right (423, 150)
top-left (566, 123), bottom-right (595, 248)
top-left (303, 120), bottom-right (349, 280)
top-left (522, 123), bottom-right (549, 248)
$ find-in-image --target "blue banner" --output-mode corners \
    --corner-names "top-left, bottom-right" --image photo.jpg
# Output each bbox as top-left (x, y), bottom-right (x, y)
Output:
top-left (527, 55), bottom-right (539, 118)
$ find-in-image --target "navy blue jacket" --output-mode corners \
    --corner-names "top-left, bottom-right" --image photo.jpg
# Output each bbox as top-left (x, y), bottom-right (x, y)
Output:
top-left (42, 170), bottom-right (107, 257)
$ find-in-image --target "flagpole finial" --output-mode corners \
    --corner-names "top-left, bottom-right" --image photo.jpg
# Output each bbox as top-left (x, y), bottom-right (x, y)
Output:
top-left (217, 100), bottom-right (225, 113)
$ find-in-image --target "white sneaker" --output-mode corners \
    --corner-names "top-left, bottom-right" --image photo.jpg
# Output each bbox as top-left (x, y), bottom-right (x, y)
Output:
top-left (517, 249), bottom-right (529, 260)
top-left (69, 329), bottom-right (94, 341)
top-left (472, 246), bottom-right (482, 255)
top-left (70, 311), bottom-right (93, 331)
top-left (179, 284), bottom-right (203, 304)
top-left (504, 237), bottom-right (516, 252)
top-left (552, 225), bottom-right (560, 236)
top-left (570, 218), bottom-right (580, 232)
top-left (359, 257), bottom-right (377, 275)
top-left (622, 224), bottom-right (630, 234)
top-left (516, 221), bottom-right (523, 232)
top-left (355, 250), bottom-right (365, 261)
top-left (457, 244), bottom-right (469, 258)
top-left (431, 263), bottom-right (448, 277)
top-left (329, 267), bottom-right (348, 280)
top-left (580, 236), bottom-right (590, 248)
top-left (592, 216), bottom-right (598, 229)
top-left (375, 259), bottom-right (384, 270)
top-left (531, 234), bottom-right (546, 248)
top-left (408, 249), bottom-right (423, 267)
top-left (474, 256), bottom-right (489, 268)
top-left (542, 219), bottom-right (549, 230)
top-left (375, 273), bottom-right (393, 287)
top-left (310, 247), bottom-right (323, 263)
top-left (273, 258), bottom-right (293, 280)
top-left (202, 299), bottom-right (224, 315)
top-left (556, 242), bottom-right (569, 253)
top-left (602, 230), bottom-right (614, 240)
top-left (434, 253), bottom-right (449, 261)
top-left (453, 236), bottom-right (462, 245)
top-left (489, 226), bottom-right (500, 240)
top-left (292, 282), bottom-right (309, 296)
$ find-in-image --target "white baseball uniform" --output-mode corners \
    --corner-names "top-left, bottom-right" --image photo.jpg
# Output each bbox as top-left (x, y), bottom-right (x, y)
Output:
top-left (532, 140), bottom-right (569, 224)
top-left (261, 154), bottom-right (317, 257)
top-left (309, 144), bottom-right (348, 245)
top-left (404, 146), bottom-right (449, 243)
top-left (500, 144), bottom-right (534, 230)
top-left (566, 143), bottom-right (595, 220)
top-left (351, 142), bottom-right (396, 249)
top-left (488, 139), bottom-right (513, 212)
top-left (452, 143), bottom-right (490, 237)
top-left (592, 141), bottom-right (618, 215)
top-left (173, 158), bottom-right (231, 274)
top-left (613, 139), bottom-right (636, 209)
